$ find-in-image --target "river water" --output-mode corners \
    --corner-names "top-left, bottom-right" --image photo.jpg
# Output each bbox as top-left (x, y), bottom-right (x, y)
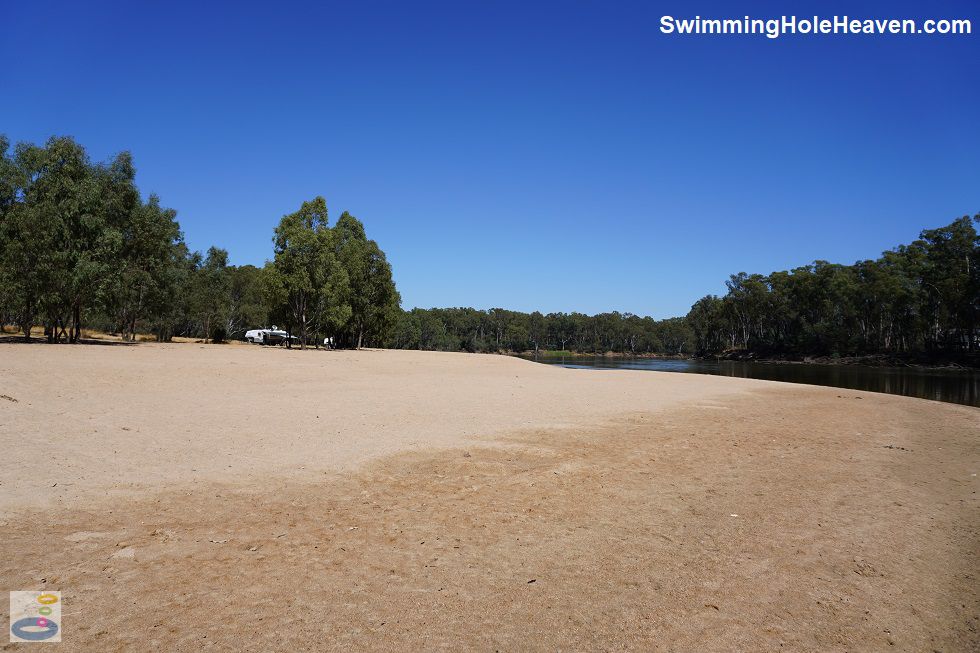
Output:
top-left (519, 355), bottom-right (980, 407)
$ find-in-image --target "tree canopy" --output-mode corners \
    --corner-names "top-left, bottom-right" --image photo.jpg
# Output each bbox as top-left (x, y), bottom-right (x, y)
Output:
top-left (2, 134), bottom-right (975, 360)
top-left (685, 215), bottom-right (980, 357)
top-left (0, 135), bottom-right (400, 347)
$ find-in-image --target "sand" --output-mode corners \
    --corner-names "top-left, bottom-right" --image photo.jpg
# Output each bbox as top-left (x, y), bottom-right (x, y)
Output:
top-left (0, 343), bottom-right (977, 651)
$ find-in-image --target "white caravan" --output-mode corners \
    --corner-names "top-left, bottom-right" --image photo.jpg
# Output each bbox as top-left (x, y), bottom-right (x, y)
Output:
top-left (245, 327), bottom-right (292, 345)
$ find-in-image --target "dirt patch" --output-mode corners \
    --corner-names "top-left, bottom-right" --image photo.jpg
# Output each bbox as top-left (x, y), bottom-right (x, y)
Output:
top-left (1, 388), bottom-right (976, 651)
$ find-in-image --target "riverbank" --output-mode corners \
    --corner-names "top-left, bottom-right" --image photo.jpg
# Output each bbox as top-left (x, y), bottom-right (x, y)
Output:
top-left (1, 344), bottom-right (976, 650)
top-left (705, 349), bottom-right (980, 370)
top-left (519, 354), bottom-right (980, 407)
top-left (508, 349), bottom-right (689, 360)
top-left (512, 349), bottom-right (980, 370)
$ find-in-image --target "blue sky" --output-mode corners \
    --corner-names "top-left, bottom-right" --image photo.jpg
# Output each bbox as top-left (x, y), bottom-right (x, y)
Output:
top-left (2, 1), bottom-right (978, 318)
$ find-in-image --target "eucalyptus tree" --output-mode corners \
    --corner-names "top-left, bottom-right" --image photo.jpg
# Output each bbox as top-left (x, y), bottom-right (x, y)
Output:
top-left (0, 137), bottom-right (101, 341)
top-left (271, 197), bottom-right (349, 349)
top-left (546, 312), bottom-right (575, 351)
top-left (187, 247), bottom-right (231, 342)
top-left (149, 240), bottom-right (195, 342)
top-left (527, 311), bottom-right (546, 354)
top-left (0, 136), bottom-right (155, 342)
top-left (0, 136), bottom-right (40, 338)
top-left (334, 211), bottom-right (399, 349)
top-left (916, 216), bottom-right (980, 350)
top-left (225, 264), bottom-right (270, 340)
top-left (107, 194), bottom-right (183, 340)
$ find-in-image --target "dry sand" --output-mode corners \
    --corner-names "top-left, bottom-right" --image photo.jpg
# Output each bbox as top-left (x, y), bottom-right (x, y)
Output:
top-left (0, 343), bottom-right (977, 651)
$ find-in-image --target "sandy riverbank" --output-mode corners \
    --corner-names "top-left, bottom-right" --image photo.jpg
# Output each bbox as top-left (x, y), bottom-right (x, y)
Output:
top-left (1, 343), bottom-right (977, 650)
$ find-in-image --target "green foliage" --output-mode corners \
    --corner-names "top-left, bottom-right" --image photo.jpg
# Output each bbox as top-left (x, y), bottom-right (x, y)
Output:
top-left (226, 265), bottom-right (270, 340)
top-left (0, 136), bottom-right (133, 341)
top-left (263, 202), bottom-right (400, 349)
top-left (386, 308), bottom-right (692, 355)
top-left (334, 211), bottom-right (399, 348)
top-left (685, 215), bottom-right (980, 356)
top-left (2, 134), bottom-right (973, 360)
top-left (187, 247), bottom-right (232, 342)
top-left (0, 135), bottom-right (403, 347)
top-left (268, 197), bottom-right (349, 349)
top-left (106, 194), bottom-right (183, 340)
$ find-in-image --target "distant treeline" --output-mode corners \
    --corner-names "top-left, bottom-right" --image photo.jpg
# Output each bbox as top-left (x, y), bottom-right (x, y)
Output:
top-left (387, 217), bottom-right (978, 358)
top-left (0, 135), bottom-right (398, 347)
top-left (2, 135), bottom-right (976, 358)
top-left (687, 216), bottom-right (979, 357)
top-left (389, 308), bottom-right (692, 355)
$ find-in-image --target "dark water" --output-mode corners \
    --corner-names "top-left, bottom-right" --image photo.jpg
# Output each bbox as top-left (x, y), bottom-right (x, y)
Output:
top-left (519, 355), bottom-right (980, 407)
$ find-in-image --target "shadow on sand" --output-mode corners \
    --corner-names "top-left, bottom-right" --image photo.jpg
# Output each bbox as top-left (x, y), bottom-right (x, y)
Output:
top-left (0, 335), bottom-right (138, 347)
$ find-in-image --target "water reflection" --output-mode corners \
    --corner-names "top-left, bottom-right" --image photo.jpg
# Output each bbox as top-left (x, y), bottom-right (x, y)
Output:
top-left (520, 355), bottom-right (980, 407)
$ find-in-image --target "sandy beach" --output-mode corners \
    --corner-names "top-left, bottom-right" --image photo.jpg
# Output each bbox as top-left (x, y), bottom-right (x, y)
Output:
top-left (1, 343), bottom-right (977, 651)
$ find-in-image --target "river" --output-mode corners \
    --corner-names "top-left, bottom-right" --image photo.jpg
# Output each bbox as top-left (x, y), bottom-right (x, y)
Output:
top-left (519, 355), bottom-right (980, 407)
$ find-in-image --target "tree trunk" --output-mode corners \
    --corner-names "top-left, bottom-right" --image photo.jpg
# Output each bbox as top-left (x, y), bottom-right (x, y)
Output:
top-left (296, 292), bottom-right (306, 350)
top-left (357, 326), bottom-right (364, 350)
top-left (71, 305), bottom-right (81, 343)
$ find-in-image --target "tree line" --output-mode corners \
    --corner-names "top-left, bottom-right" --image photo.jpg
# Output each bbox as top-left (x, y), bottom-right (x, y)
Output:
top-left (388, 308), bottom-right (693, 355)
top-left (686, 216), bottom-right (979, 357)
top-left (0, 135), bottom-right (398, 347)
top-left (383, 217), bottom-right (979, 359)
top-left (2, 135), bottom-right (975, 359)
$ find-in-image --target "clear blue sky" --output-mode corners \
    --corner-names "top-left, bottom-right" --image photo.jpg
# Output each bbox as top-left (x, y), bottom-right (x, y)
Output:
top-left (2, 1), bottom-right (977, 318)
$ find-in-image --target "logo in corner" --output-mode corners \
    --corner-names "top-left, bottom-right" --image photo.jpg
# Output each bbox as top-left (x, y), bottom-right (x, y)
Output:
top-left (10, 591), bottom-right (61, 643)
